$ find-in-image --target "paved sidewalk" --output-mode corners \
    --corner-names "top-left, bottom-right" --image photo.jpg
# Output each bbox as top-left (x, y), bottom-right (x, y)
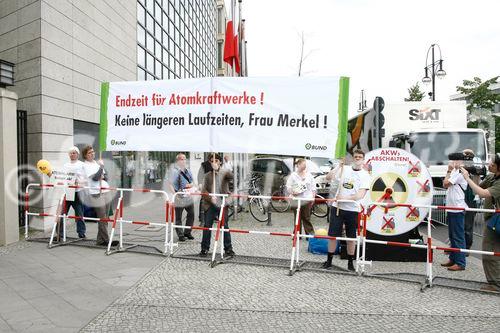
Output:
top-left (0, 233), bottom-right (163, 332)
top-left (2, 194), bottom-right (499, 332)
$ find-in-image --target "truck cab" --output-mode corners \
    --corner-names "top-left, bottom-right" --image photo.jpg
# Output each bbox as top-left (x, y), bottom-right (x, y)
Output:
top-left (389, 128), bottom-right (488, 187)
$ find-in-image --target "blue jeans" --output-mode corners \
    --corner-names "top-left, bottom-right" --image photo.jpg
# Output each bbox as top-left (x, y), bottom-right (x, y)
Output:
top-left (201, 205), bottom-right (232, 251)
top-left (447, 212), bottom-right (466, 268)
top-left (58, 193), bottom-right (86, 237)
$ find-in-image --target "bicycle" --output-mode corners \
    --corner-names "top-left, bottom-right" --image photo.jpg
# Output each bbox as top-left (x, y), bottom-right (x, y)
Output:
top-left (311, 194), bottom-right (329, 218)
top-left (271, 184), bottom-right (290, 212)
top-left (227, 175), bottom-right (270, 223)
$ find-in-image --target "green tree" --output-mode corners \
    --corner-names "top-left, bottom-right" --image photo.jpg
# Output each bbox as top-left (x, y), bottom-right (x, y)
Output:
top-left (456, 76), bottom-right (500, 113)
top-left (404, 82), bottom-right (425, 101)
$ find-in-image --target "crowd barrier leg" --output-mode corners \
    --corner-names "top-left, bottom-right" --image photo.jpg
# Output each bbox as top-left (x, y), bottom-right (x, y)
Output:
top-left (48, 194), bottom-right (66, 248)
top-left (163, 202), bottom-right (170, 255)
top-left (422, 209), bottom-right (434, 291)
top-left (24, 191), bottom-right (29, 240)
top-left (106, 196), bottom-right (123, 255)
top-left (62, 195), bottom-right (67, 242)
top-left (355, 212), bottom-right (362, 274)
top-left (219, 206), bottom-right (226, 260)
top-left (210, 197), bottom-right (226, 268)
top-left (361, 213), bottom-right (371, 274)
top-left (289, 200), bottom-right (302, 276)
top-left (169, 203), bottom-right (176, 255)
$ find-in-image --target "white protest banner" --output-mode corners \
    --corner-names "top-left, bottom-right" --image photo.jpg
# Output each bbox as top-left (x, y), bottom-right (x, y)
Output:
top-left (100, 77), bottom-right (349, 158)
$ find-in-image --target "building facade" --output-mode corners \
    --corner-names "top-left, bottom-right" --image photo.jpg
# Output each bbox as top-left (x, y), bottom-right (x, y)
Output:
top-left (0, 0), bottom-right (222, 230)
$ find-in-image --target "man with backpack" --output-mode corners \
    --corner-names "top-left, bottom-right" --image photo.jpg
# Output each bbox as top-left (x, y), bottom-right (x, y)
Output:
top-left (462, 149), bottom-right (479, 251)
top-left (169, 153), bottom-right (195, 242)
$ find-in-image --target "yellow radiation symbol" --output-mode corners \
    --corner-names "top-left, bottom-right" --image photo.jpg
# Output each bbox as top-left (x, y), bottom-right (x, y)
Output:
top-left (370, 172), bottom-right (409, 209)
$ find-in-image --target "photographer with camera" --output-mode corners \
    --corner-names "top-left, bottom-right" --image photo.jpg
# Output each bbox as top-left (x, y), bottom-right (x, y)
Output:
top-left (460, 154), bottom-right (500, 292)
top-left (441, 155), bottom-right (468, 271)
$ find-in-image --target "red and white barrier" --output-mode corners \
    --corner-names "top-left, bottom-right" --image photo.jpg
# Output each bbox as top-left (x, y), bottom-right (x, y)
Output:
top-left (26, 183), bottom-right (500, 291)
top-left (24, 183), bottom-right (171, 254)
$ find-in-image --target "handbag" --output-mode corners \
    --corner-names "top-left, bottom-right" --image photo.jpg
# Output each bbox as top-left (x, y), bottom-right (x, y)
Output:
top-left (486, 213), bottom-right (500, 236)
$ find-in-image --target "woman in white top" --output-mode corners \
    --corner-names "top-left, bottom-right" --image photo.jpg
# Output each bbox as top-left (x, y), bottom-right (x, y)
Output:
top-left (81, 145), bottom-right (110, 246)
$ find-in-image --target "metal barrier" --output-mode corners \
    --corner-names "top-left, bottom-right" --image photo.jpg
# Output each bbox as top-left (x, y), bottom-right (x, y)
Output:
top-left (26, 184), bottom-right (500, 292)
top-left (24, 183), bottom-right (171, 255)
top-left (431, 188), bottom-right (484, 237)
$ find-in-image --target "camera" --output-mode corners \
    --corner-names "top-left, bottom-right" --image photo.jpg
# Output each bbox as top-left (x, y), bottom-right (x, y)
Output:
top-left (448, 152), bottom-right (487, 176)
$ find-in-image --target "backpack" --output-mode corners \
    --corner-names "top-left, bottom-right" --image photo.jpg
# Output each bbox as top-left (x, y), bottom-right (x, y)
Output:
top-left (459, 184), bottom-right (476, 208)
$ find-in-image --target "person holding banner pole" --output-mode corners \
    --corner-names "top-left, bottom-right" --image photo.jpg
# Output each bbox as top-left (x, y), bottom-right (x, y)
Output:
top-left (199, 154), bottom-right (235, 257)
top-left (323, 150), bottom-right (369, 271)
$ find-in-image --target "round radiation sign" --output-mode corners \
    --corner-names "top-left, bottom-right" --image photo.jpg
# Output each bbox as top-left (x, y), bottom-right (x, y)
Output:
top-left (361, 148), bottom-right (433, 236)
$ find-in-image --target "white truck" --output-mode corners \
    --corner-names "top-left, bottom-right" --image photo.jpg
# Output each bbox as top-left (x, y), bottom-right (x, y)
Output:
top-left (347, 101), bottom-right (488, 186)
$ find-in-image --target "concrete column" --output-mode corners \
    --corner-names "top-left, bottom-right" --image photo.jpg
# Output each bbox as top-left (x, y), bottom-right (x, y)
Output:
top-left (0, 88), bottom-right (20, 246)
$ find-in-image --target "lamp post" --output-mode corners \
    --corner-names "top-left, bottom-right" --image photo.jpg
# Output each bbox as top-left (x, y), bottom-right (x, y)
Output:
top-left (422, 44), bottom-right (446, 101)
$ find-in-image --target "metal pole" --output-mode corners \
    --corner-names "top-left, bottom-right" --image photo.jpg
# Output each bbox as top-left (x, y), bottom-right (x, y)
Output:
top-left (431, 44), bottom-right (435, 101)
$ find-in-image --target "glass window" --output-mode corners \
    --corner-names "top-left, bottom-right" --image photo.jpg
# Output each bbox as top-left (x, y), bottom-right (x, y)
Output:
top-left (138, 3), bottom-right (146, 26)
top-left (137, 67), bottom-right (146, 81)
top-left (155, 1), bottom-right (162, 22)
top-left (147, 72), bottom-right (155, 81)
top-left (155, 22), bottom-right (161, 39)
top-left (137, 25), bottom-right (146, 46)
top-left (146, 52), bottom-right (154, 71)
top-left (162, 48), bottom-right (168, 63)
top-left (137, 45), bottom-right (146, 67)
top-left (146, 32), bottom-right (154, 52)
top-left (162, 12), bottom-right (168, 29)
top-left (163, 65), bottom-right (168, 79)
top-left (146, 13), bottom-right (154, 32)
top-left (155, 40), bottom-right (162, 58)
top-left (146, 0), bottom-right (154, 14)
top-left (217, 41), bottom-right (223, 69)
top-left (155, 59), bottom-right (162, 77)
top-left (162, 31), bottom-right (168, 46)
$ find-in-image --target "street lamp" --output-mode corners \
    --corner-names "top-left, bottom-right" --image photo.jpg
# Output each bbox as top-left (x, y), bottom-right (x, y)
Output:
top-left (422, 44), bottom-right (446, 101)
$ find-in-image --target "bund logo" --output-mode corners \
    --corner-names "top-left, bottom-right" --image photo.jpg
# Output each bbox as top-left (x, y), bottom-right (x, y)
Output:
top-left (111, 139), bottom-right (126, 146)
top-left (305, 143), bottom-right (327, 151)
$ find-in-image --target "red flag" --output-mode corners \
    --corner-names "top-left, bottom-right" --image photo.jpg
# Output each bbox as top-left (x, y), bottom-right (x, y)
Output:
top-left (223, 21), bottom-right (240, 74)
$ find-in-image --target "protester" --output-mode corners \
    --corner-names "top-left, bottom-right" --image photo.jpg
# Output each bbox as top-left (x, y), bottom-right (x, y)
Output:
top-left (197, 156), bottom-right (214, 226)
top-left (199, 153), bottom-right (235, 257)
top-left (460, 154), bottom-right (500, 292)
top-left (323, 149), bottom-right (369, 271)
top-left (222, 155), bottom-right (233, 171)
top-left (81, 145), bottom-right (111, 246)
top-left (168, 153), bottom-right (195, 242)
top-left (462, 149), bottom-right (479, 251)
top-left (441, 158), bottom-right (468, 271)
top-left (286, 158), bottom-right (316, 236)
top-left (61, 146), bottom-right (86, 238)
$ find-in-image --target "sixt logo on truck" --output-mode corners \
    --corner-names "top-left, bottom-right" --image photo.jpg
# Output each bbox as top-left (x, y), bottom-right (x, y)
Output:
top-left (408, 107), bottom-right (441, 121)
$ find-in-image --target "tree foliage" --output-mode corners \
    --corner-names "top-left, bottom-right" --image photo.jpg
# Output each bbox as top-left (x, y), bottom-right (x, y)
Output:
top-left (404, 82), bottom-right (425, 101)
top-left (456, 76), bottom-right (500, 112)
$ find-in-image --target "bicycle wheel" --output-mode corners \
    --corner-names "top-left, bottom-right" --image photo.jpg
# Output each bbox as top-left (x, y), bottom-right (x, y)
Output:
top-left (249, 197), bottom-right (269, 222)
top-left (312, 195), bottom-right (329, 218)
top-left (270, 191), bottom-right (290, 212)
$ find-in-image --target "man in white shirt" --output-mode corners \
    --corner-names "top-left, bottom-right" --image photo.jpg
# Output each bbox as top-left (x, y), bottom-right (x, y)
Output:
top-left (323, 149), bottom-right (370, 271)
top-left (286, 158), bottom-right (316, 236)
top-left (441, 159), bottom-right (468, 271)
top-left (62, 146), bottom-right (86, 238)
top-left (50, 147), bottom-right (86, 240)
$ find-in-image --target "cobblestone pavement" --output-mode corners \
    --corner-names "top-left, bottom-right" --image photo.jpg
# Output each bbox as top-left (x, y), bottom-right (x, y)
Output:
top-left (80, 200), bottom-right (500, 332)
